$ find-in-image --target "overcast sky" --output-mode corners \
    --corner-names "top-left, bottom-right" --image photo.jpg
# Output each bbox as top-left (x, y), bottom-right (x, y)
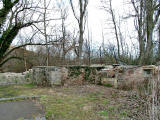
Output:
top-left (15, 0), bottom-right (137, 52)
top-left (87, 0), bottom-right (136, 48)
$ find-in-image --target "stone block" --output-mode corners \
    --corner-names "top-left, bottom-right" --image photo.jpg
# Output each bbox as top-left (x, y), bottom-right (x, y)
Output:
top-left (101, 78), bottom-right (116, 85)
top-left (0, 72), bottom-right (29, 85)
top-left (32, 66), bottom-right (64, 86)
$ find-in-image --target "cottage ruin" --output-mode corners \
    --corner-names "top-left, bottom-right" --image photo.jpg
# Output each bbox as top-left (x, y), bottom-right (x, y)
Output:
top-left (0, 65), bottom-right (159, 88)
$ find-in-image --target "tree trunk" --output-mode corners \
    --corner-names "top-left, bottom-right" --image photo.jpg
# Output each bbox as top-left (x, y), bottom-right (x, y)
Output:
top-left (61, 14), bottom-right (66, 65)
top-left (0, 25), bottom-right (20, 63)
top-left (43, 0), bottom-right (49, 66)
top-left (109, 0), bottom-right (120, 59)
top-left (78, 18), bottom-right (84, 64)
top-left (158, 26), bottom-right (160, 58)
top-left (144, 0), bottom-right (154, 64)
top-left (70, 0), bottom-right (88, 65)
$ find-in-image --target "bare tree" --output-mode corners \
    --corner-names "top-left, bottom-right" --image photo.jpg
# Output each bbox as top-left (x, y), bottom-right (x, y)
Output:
top-left (70, 0), bottom-right (88, 64)
top-left (131, 0), bottom-right (160, 64)
top-left (43, 0), bottom-right (49, 66)
top-left (57, 0), bottom-right (70, 64)
top-left (101, 0), bottom-right (121, 59)
top-left (0, 0), bottom-right (43, 68)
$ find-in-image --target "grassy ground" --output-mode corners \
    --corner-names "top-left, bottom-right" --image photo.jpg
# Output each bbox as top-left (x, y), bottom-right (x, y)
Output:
top-left (0, 84), bottom-right (147, 120)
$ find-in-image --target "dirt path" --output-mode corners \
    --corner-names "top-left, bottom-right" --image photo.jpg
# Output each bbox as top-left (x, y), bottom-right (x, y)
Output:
top-left (0, 100), bottom-right (45, 120)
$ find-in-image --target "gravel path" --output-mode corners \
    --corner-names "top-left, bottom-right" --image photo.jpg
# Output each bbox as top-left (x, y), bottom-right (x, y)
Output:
top-left (0, 100), bottom-right (45, 120)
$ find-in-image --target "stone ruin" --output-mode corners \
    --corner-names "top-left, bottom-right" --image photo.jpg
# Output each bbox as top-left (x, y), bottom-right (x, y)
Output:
top-left (99, 64), bottom-right (159, 89)
top-left (32, 66), bottom-right (66, 86)
top-left (31, 65), bottom-right (158, 88)
top-left (0, 64), bottom-right (159, 88)
top-left (0, 70), bottom-right (32, 85)
top-left (31, 66), bottom-right (103, 86)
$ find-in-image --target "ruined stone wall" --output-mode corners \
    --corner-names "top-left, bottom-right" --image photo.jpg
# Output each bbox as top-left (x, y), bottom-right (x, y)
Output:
top-left (117, 67), bottom-right (147, 89)
top-left (66, 66), bottom-right (103, 86)
top-left (0, 72), bottom-right (31, 85)
top-left (118, 67), bottom-right (144, 82)
top-left (31, 66), bottom-right (103, 86)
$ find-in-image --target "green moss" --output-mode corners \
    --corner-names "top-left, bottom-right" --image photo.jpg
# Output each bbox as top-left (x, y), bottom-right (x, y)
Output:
top-left (103, 83), bottom-right (113, 87)
top-left (22, 83), bottom-right (35, 88)
top-left (68, 66), bottom-right (99, 84)
top-left (68, 66), bottom-right (82, 77)
top-left (84, 67), bottom-right (95, 82)
top-left (0, 24), bottom-right (20, 61)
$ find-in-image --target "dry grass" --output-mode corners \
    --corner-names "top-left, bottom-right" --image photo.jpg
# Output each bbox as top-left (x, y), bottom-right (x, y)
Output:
top-left (0, 84), bottom-right (149, 120)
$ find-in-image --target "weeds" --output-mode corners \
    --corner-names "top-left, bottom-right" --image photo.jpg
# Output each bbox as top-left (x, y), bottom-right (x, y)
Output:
top-left (103, 83), bottom-right (113, 87)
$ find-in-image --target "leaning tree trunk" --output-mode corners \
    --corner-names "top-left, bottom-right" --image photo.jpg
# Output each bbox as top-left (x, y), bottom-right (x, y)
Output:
top-left (0, 25), bottom-right (20, 64)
